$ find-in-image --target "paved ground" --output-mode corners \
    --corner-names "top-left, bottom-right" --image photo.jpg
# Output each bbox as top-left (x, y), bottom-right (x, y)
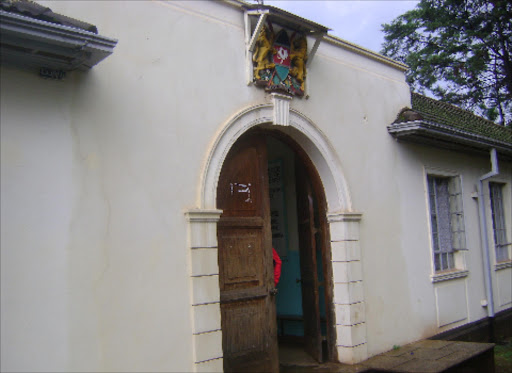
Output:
top-left (280, 340), bottom-right (495, 373)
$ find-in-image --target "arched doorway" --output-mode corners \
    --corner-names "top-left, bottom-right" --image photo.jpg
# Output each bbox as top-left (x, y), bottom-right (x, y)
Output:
top-left (216, 128), bottom-right (336, 372)
top-left (186, 103), bottom-right (368, 372)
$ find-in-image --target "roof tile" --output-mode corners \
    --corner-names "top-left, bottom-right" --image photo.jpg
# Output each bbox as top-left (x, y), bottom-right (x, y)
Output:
top-left (396, 93), bottom-right (512, 145)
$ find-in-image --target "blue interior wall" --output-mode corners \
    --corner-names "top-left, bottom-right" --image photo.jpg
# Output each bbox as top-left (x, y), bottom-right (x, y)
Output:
top-left (276, 250), bottom-right (303, 315)
top-left (275, 247), bottom-right (326, 336)
top-left (276, 250), bottom-right (304, 336)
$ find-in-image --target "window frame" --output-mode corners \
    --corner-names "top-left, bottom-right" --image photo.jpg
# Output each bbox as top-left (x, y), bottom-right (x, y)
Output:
top-left (488, 181), bottom-right (512, 269)
top-left (425, 168), bottom-right (468, 282)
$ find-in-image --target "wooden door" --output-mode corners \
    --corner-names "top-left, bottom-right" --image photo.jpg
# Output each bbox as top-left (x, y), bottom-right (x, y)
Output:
top-left (295, 159), bottom-right (323, 362)
top-left (217, 134), bottom-right (279, 373)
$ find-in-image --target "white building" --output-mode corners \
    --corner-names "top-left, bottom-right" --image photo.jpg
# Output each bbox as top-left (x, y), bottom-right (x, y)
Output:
top-left (1, 1), bottom-right (511, 372)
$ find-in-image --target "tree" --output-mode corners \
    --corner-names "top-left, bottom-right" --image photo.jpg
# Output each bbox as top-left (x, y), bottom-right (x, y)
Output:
top-left (381, 0), bottom-right (512, 127)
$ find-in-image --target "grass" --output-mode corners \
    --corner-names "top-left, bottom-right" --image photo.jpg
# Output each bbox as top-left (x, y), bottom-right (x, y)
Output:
top-left (495, 338), bottom-right (512, 373)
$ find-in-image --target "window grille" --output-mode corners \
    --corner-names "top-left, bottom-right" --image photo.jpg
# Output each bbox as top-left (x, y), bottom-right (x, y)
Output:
top-left (489, 183), bottom-right (510, 263)
top-left (427, 175), bottom-right (465, 272)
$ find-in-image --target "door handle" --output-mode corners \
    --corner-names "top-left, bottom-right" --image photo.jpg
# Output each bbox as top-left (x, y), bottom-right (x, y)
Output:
top-left (270, 288), bottom-right (278, 296)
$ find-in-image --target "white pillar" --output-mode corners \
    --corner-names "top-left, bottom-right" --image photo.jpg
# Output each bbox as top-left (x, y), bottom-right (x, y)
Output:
top-left (185, 209), bottom-right (224, 372)
top-left (328, 211), bottom-right (368, 364)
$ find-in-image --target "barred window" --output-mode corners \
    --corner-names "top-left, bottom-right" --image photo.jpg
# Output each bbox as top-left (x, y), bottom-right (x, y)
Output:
top-left (489, 183), bottom-right (510, 263)
top-left (427, 175), bottom-right (465, 272)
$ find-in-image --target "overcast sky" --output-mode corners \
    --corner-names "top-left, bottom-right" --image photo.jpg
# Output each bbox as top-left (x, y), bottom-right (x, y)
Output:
top-left (261, 1), bottom-right (419, 53)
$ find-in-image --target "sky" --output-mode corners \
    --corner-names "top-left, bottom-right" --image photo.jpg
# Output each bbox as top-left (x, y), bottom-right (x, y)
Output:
top-left (259, 1), bottom-right (419, 53)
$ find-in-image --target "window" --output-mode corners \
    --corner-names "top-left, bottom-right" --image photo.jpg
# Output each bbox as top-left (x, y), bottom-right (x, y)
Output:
top-left (489, 182), bottom-right (510, 263)
top-left (427, 175), bottom-right (466, 272)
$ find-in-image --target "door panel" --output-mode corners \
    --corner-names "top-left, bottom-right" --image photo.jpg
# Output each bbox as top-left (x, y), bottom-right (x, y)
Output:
top-left (295, 159), bottom-right (323, 362)
top-left (218, 226), bottom-right (264, 292)
top-left (217, 134), bottom-right (278, 373)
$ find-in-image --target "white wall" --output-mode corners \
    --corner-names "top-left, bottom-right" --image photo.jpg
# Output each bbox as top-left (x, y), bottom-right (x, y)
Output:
top-left (1, 1), bottom-right (263, 370)
top-left (1, 60), bottom-right (197, 372)
top-left (359, 142), bottom-right (512, 356)
top-left (2, 0), bottom-right (509, 371)
top-left (1, 67), bottom-right (74, 372)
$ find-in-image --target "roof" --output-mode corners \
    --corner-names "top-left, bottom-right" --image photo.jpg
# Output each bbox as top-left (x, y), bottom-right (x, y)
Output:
top-left (243, 3), bottom-right (330, 35)
top-left (388, 93), bottom-right (512, 160)
top-left (409, 93), bottom-right (512, 144)
top-left (0, 0), bottom-right (117, 73)
top-left (0, 0), bottom-right (98, 33)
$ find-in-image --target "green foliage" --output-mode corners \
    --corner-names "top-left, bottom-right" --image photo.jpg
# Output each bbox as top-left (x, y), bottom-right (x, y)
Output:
top-left (381, 0), bottom-right (512, 127)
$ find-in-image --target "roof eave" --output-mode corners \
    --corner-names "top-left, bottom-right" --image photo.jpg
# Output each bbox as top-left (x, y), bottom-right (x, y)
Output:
top-left (0, 10), bottom-right (117, 73)
top-left (243, 4), bottom-right (330, 35)
top-left (388, 120), bottom-right (512, 160)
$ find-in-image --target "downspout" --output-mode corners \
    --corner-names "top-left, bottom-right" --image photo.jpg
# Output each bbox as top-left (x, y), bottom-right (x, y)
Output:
top-left (476, 148), bottom-right (499, 340)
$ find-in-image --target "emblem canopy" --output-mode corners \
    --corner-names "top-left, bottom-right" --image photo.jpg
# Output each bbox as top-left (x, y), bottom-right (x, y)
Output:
top-left (243, 4), bottom-right (329, 91)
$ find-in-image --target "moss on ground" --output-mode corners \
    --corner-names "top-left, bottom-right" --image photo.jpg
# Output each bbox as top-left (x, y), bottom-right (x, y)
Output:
top-left (495, 338), bottom-right (512, 373)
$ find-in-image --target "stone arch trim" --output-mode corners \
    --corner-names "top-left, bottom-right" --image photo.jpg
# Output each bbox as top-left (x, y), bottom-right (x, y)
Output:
top-left (199, 103), bottom-right (352, 213)
top-left (186, 102), bottom-right (368, 371)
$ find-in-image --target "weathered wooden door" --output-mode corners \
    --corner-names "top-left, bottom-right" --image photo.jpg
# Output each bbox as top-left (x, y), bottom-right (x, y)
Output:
top-left (295, 159), bottom-right (323, 362)
top-left (217, 134), bottom-right (279, 373)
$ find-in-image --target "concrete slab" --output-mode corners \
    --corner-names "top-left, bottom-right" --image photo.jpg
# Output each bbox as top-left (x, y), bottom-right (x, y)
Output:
top-left (361, 355), bottom-right (415, 370)
top-left (359, 340), bottom-right (494, 373)
top-left (280, 339), bottom-right (495, 373)
top-left (383, 345), bottom-right (420, 358)
top-left (393, 358), bottom-right (451, 373)
top-left (405, 347), bottom-right (454, 360)
top-left (412, 340), bottom-right (456, 349)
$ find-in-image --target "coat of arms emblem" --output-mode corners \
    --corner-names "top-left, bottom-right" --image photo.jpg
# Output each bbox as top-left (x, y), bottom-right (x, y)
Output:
top-left (253, 24), bottom-right (307, 96)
